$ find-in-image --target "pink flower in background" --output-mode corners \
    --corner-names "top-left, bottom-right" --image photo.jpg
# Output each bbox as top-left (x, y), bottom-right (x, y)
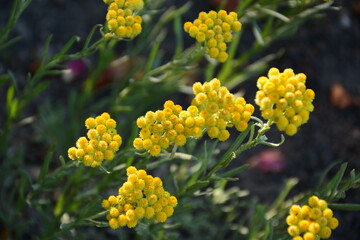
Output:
top-left (249, 149), bottom-right (286, 173)
top-left (62, 59), bottom-right (87, 82)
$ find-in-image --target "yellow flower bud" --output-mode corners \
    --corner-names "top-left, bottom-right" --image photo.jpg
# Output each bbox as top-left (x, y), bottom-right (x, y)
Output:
top-left (144, 207), bottom-right (155, 219)
top-left (308, 222), bottom-right (320, 234)
top-left (298, 220), bottom-right (310, 232)
top-left (288, 225), bottom-right (300, 237)
top-left (303, 232), bottom-right (315, 240)
top-left (85, 117), bottom-right (97, 129)
top-left (149, 145), bottom-right (161, 156)
top-left (328, 217), bottom-right (339, 229)
top-left (308, 196), bottom-right (319, 207)
top-left (319, 226), bottom-right (332, 239)
top-left (155, 212), bottom-right (167, 222)
top-left (118, 214), bottom-right (127, 226)
top-left (286, 215), bottom-right (298, 225)
top-left (109, 218), bottom-right (119, 229)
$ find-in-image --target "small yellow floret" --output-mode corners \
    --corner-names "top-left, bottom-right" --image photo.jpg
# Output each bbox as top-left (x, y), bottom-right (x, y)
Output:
top-left (109, 218), bottom-right (119, 229)
top-left (155, 212), bottom-right (167, 222)
top-left (288, 225), bottom-right (300, 237)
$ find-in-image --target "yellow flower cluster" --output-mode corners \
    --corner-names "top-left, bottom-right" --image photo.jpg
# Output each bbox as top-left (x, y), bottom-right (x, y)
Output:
top-left (287, 196), bottom-right (339, 240)
top-left (133, 79), bottom-right (253, 156)
top-left (103, 0), bottom-right (144, 39)
top-left (184, 10), bottom-right (242, 62)
top-left (192, 78), bottom-right (255, 141)
top-left (255, 67), bottom-right (315, 136)
top-left (68, 112), bottom-right (122, 167)
top-left (102, 166), bottom-right (178, 229)
top-left (133, 100), bottom-right (205, 156)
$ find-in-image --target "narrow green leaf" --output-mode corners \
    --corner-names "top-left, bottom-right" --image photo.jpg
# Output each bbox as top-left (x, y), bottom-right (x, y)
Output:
top-left (238, 0), bottom-right (255, 14)
top-left (350, 169), bottom-right (356, 184)
top-left (173, 15), bottom-right (184, 56)
top-left (185, 180), bottom-right (210, 195)
top-left (259, 7), bottom-right (290, 22)
top-left (79, 197), bottom-right (102, 219)
top-left (54, 191), bottom-right (65, 216)
top-left (329, 203), bottom-right (360, 211)
top-left (218, 164), bottom-right (249, 179)
top-left (209, 175), bottom-right (238, 182)
top-left (252, 21), bottom-right (265, 45)
top-left (86, 219), bottom-right (108, 228)
top-left (0, 36), bottom-right (22, 51)
top-left (268, 178), bottom-right (298, 215)
top-left (24, 81), bottom-right (49, 102)
top-left (0, 0), bottom-right (31, 45)
top-left (203, 125), bottom-right (252, 181)
top-left (297, 0), bottom-right (337, 19)
top-left (38, 147), bottom-right (54, 183)
top-left (9, 99), bottom-right (18, 120)
top-left (84, 24), bottom-right (102, 50)
top-left (323, 162), bottom-right (348, 200)
top-left (6, 85), bottom-right (15, 110)
top-left (59, 155), bottom-right (66, 167)
top-left (205, 61), bottom-right (217, 81)
top-left (40, 35), bottom-right (53, 67)
top-left (144, 40), bottom-right (161, 74)
top-left (222, 125), bottom-right (252, 162)
top-left (7, 71), bottom-right (19, 92)
top-left (263, 219), bottom-right (274, 240)
top-left (50, 36), bottom-right (80, 63)
top-left (316, 160), bottom-right (341, 189)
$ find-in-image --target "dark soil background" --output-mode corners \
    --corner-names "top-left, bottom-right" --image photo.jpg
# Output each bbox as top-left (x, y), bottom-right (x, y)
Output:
top-left (1, 0), bottom-right (360, 239)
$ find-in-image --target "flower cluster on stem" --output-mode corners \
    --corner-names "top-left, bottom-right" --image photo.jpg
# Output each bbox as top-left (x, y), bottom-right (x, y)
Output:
top-left (184, 10), bottom-right (242, 62)
top-left (134, 79), bottom-right (254, 156)
top-left (102, 166), bottom-right (178, 228)
top-left (287, 196), bottom-right (339, 240)
top-left (68, 112), bottom-right (122, 167)
top-left (133, 100), bottom-right (205, 156)
top-left (192, 78), bottom-right (254, 141)
top-left (255, 67), bottom-right (315, 136)
top-left (103, 0), bottom-right (144, 39)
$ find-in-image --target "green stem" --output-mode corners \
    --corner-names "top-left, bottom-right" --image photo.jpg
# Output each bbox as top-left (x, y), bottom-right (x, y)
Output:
top-left (184, 118), bottom-right (284, 194)
top-left (143, 45), bottom-right (205, 79)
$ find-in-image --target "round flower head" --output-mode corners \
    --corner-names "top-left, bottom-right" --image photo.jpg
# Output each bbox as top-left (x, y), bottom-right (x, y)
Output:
top-left (103, 0), bottom-right (144, 39)
top-left (286, 196), bottom-right (339, 239)
top-left (192, 78), bottom-right (254, 140)
top-left (255, 67), bottom-right (315, 136)
top-left (68, 113), bottom-right (122, 167)
top-left (102, 166), bottom-right (177, 229)
top-left (184, 10), bottom-right (242, 62)
top-left (134, 100), bottom-right (206, 156)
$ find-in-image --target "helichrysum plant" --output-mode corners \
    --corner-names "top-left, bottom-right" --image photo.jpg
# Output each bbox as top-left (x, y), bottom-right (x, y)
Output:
top-left (255, 67), bottom-right (315, 136)
top-left (68, 112), bottom-right (122, 167)
top-left (101, 166), bottom-right (178, 228)
top-left (103, 0), bottom-right (144, 39)
top-left (184, 10), bottom-right (242, 62)
top-left (287, 196), bottom-right (339, 240)
top-left (5, 0), bottom-right (359, 239)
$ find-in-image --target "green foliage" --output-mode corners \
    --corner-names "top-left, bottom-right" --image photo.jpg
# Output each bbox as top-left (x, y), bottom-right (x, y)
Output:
top-left (0, 0), bottom-right (358, 239)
